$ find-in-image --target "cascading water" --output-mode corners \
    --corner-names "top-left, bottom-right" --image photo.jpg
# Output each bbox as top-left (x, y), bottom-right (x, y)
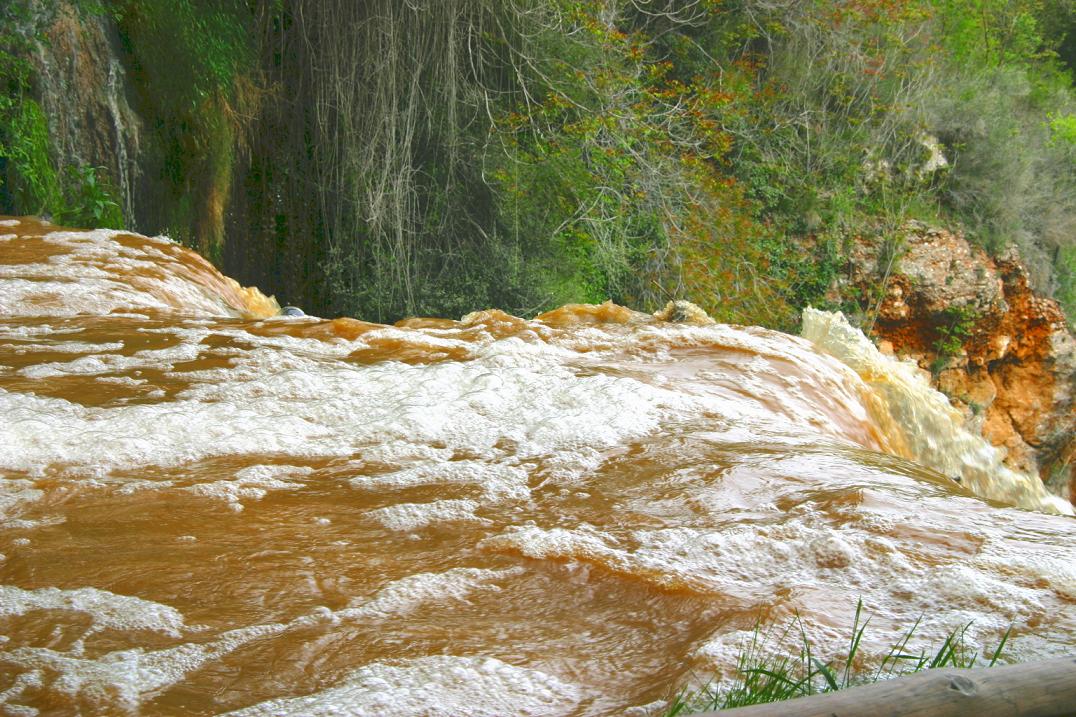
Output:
top-left (1, 217), bottom-right (1074, 716)
top-left (802, 308), bottom-right (1073, 516)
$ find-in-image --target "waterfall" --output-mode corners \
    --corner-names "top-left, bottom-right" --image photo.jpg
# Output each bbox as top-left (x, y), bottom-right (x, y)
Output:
top-left (802, 307), bottom-right (1073, 515)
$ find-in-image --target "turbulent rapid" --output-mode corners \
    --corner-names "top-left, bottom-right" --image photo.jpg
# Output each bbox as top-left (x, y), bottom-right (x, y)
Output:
top-left (1, 217), bottom-right (1074, 716)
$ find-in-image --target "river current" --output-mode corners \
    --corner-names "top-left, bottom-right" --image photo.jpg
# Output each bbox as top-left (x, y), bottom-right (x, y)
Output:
top-left (1, 217), bottom-right (1074, 716)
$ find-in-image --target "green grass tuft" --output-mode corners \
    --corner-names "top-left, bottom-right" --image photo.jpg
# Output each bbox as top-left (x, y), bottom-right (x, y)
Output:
top-left (664, 600), bottom-right (1013, 715)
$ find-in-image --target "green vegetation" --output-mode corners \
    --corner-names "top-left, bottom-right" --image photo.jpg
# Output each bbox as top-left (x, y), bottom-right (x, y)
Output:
top-left (665, 601), bottom-right (1012, 714)
top-left (1, 0), bottom-right (1074, 325)
top-left (109, 0), bottom-right (258, 260)
top-left (56, 165), bottom-right (123, 228)
top-left (0, 2), bottom-right (53, 214)
top-left (930, 303), bottom-right (979, 372)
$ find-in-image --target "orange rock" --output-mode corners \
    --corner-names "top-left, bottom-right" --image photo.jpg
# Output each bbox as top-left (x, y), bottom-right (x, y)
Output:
top-left (842, 222), bottom-right (1075, 504)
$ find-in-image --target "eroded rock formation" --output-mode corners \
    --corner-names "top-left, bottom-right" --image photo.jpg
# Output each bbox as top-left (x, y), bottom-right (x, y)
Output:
top-left (841, 221), bottom-right (1075, 503)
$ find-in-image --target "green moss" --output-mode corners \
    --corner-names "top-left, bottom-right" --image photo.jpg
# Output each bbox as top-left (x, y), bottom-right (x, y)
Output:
top-left (56, 165), bottom-right (123, 230)
top-left (0, 92), bottom-right (123, 229)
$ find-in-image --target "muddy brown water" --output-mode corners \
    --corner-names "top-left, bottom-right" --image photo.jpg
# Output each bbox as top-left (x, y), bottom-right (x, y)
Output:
top-left (1, 217), bottom-right (1074, 716)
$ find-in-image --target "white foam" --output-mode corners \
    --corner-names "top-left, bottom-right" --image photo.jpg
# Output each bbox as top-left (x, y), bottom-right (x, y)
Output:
top-left (802, 308), bottom-right (1071, 514)
top-left (334, 567), bottom-right (523, 622)
top-left (0, 389), bottom-right (327, 476)
top-left (96, 375), bottom-right (146, 386)
top-left (2, 516), bottom-right (65, 530)
top-left (366, 498), bottom-right (485, 531)
top-left (3, 341), bottom-right (125, 355)
top-left (181, 465), bottom-right (313, 511)
top-left (2, 246), bottom-right (900, 506)
top-left (0, 567), bottom-right (532, 714)
top-left (479, 524), bottom-right (626, 568)
top-left (222, 655), bottom-right (581, 717)
top-left (973, 535), bottom-right (1076, 603)
top-left (0, 586), bottom-right (186, 638)
top-left (360, 325), bottom-right (475, 353)
top-left (0, 229), bottom-right (263, 318)
top-left (0, 479), bottom-right (45, 520)
top-left (175, 335), bottom-right (695, 473)
top-left (5, 225), bottom-right (1076, 714)
top-left (17, 328), bottom-right (206, 379)
top-left (0, 622), bottom-right (287, 714)
top-left (488, 519), bottom-right (881, 600)
top-left (352, 441), bottom-right (454, 467)
top-left (0, 324), bottom-right (80, 339)
top-left (350, 462), bottom-right (530, 501)
top-left (0, 275), bottom-right (172, 318)
top-left (483, 500), bottom-right (1076, 668)
top-left (0, 330), bottom-right (704, 483)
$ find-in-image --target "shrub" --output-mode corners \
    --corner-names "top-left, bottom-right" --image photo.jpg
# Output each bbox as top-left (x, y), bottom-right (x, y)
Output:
top-left (0, 2), bottom-right (60, 215)
top-left (56, 165), bottom-right (123, 229)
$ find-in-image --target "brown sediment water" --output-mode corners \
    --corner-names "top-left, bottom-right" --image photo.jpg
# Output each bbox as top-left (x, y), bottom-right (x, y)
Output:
top-left (0, 216), bottom-right (1074, 716)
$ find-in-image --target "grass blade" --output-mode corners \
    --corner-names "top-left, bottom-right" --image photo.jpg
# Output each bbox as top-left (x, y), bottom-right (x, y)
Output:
top-left (988, 625), bottom-right (1013, 667)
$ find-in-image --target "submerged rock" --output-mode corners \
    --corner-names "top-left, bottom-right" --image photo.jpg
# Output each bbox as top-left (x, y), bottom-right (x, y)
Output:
top-left (654, 300), bottom-right (715, 325)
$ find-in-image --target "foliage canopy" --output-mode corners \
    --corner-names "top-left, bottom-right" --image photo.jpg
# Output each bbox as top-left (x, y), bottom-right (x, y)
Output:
top-left (1, 0), bottom-right (1075, 326)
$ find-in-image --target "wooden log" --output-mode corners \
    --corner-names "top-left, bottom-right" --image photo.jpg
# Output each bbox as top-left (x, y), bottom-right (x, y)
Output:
top-left (694, 655), bottom-right (1076, 717)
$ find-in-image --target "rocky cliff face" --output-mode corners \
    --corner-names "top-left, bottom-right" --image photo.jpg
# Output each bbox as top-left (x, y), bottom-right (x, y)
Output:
top-left (20, 1), bottom-right (142, 222)
top-left (841, 222), bottom-right (1075, 503)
